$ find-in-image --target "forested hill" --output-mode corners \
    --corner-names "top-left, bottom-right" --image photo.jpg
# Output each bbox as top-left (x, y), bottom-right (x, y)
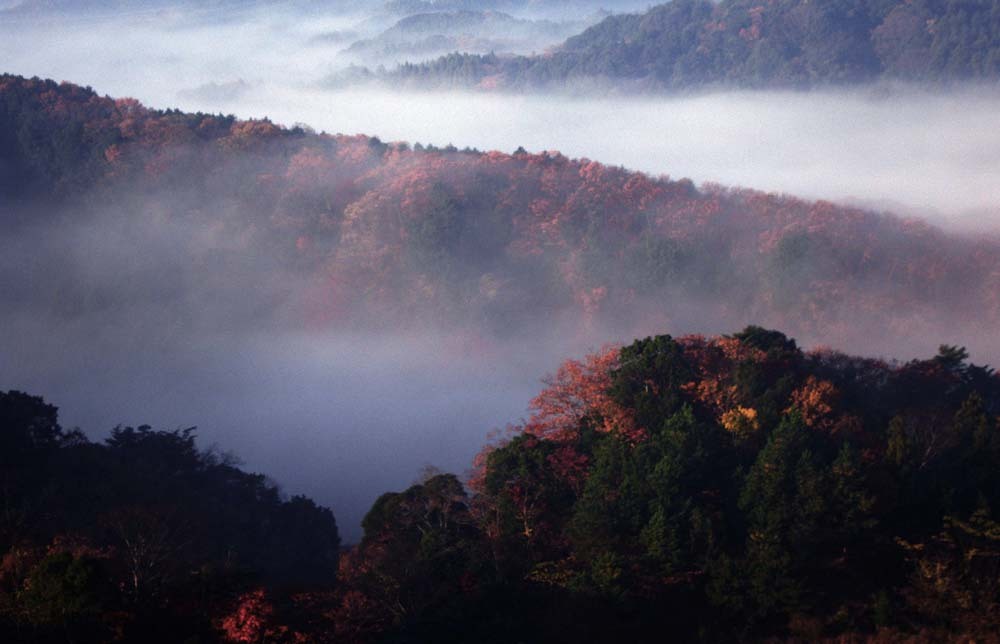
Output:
top-left (5, 327), bottom-right (998, 641)
top-left (338, 327), bottom-right (1000, 642)
top-left (3, 73), bottom-right (1000, 360)
top-left (374, 0), bottom-right (1000, 91)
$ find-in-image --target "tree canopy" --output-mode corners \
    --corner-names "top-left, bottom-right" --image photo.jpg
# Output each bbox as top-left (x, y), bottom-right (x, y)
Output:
top-left (382, 0), bottom-right (1000, 90)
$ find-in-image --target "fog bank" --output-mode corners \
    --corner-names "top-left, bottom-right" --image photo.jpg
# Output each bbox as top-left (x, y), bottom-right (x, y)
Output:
top-left (1, 320), bottom-right (545, 541)
top-left (4, 5), bottom-right (1000, 539)
top-left (220, 85), bottom-right (1000, 232)
top-left (3, 8), bottom-right (1000, 229)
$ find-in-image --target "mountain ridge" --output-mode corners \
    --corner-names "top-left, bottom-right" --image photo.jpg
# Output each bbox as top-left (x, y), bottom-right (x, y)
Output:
top-left (369, 0), bottom-right (1000, 91)
top-left (3, 73), bottom-right (999, 362)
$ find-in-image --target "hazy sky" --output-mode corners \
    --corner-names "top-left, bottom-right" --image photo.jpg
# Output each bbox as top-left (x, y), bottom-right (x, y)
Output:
top-left (3, 5), bottom-right (1000, 539)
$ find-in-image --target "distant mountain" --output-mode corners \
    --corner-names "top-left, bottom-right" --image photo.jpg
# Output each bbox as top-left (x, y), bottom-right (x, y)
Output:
top-left (382, 0), bottom-right (652, 16)
top-left (374, 0), bottom-right (1000, 91)
top-left (0, 0), bottom-right (646, 17)
top-left (3, 74), bottom-right (1000, 358)
top-left (383, 0), bottom-right (519, 12)
top-left (343, 10), bottom-right (585, 63)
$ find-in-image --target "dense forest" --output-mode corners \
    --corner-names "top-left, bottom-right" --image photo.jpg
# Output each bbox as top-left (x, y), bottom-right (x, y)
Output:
top-left (3, 74), bottom-right (1000, 360)
top-left (0, 390), bottom-right (341, 643)
top-left (5, 0), bottom-right (1000, 641)
top-left (373, 0), bottom-right (1000, 90)
top-left (3, 326), bottom-right (999, 641)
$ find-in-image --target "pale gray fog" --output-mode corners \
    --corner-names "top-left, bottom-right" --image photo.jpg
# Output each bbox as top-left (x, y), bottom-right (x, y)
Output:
top-left (3, 3), bottom-right (1000, 539)
top-left (4, 7), bottom-right (1000, 227)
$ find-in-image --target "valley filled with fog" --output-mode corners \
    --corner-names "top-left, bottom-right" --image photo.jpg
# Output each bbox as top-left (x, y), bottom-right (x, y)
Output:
top-left (4, 6), bottom-right (1000, 226)
top-left (3, 4), bottom-right (1000, 540)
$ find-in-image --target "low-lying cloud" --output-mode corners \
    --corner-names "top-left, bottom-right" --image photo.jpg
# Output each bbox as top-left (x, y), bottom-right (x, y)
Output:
top-left (228, 84), bottom-right (1000, 232)
top-left (3, 4), bottom-right (1000, 539)
top-left (4, 7), bottom-right (1000, 229)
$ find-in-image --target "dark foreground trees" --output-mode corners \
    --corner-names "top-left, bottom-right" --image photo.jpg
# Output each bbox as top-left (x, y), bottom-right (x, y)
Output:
top-left (2, 326), bottom-right (999, 641)
top-left (0, 391), bottom-right (340, 643)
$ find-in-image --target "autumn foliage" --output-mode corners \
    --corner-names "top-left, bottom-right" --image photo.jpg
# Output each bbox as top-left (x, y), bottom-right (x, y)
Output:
top-left (3, 74), bottom-right (1000, 360)
top-left (524, 346), bottom-right (641, 443)
top-left (2, 326), bottom-right (1000, 641)
top-left (4, 73), bottom-right (1000, 641)
top-left (381, 0), bottom-right (1000, 91)
top-left (342, 327), bottom-right (1000, 642)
